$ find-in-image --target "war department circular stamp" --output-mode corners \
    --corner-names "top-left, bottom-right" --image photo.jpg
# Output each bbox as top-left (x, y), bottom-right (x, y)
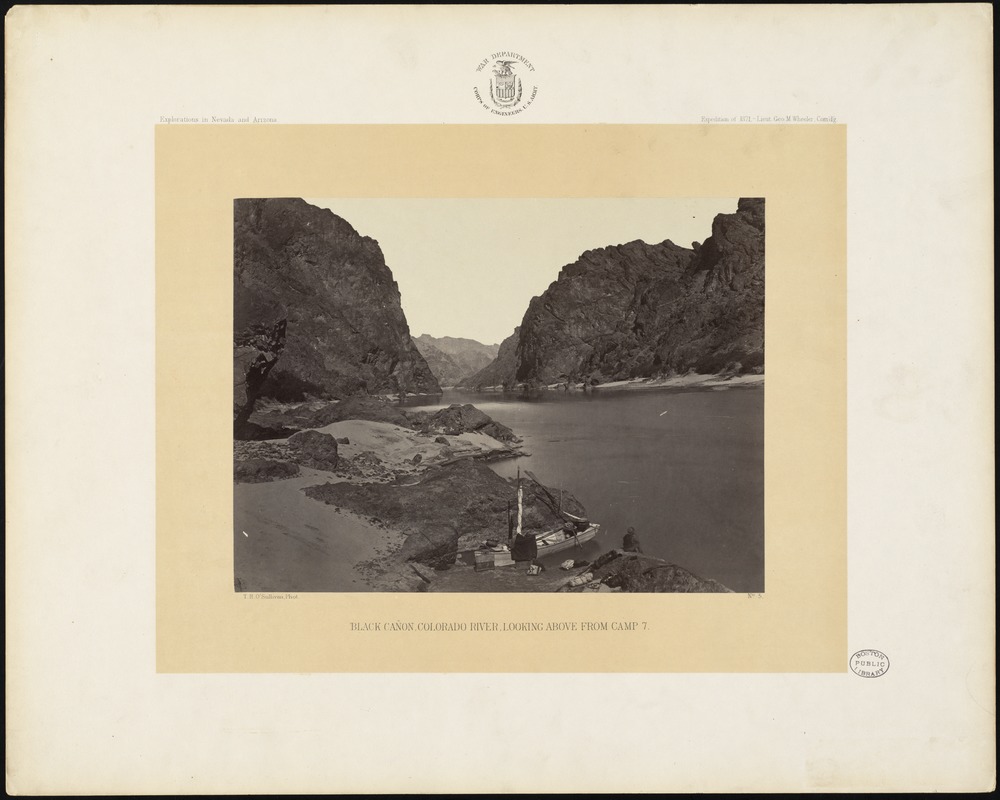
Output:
top-left (850, 649), bottom-right (890, 678)
top-left (473, 51), bottom-right (538, 116)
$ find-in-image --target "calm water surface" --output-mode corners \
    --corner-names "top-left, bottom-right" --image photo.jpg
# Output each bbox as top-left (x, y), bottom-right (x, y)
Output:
top-left (405, 386), bottom-right (764, 591)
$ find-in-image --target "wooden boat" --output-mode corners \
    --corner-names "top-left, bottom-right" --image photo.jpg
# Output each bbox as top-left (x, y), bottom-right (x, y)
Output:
top-left (534, 523), bottom-right (600, 556)
top-left (471, 467), bottom-right (600, 567)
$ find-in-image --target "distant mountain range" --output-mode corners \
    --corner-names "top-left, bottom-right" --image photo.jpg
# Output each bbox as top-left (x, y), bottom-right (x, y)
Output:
top-left (412, 335), bottom-right (500, 387)
top-left (461, 198), bottom-right (764, 388)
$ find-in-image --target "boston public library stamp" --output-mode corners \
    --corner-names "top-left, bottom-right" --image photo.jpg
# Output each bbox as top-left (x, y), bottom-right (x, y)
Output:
top-left (850, 649), bottom-right (890, 678)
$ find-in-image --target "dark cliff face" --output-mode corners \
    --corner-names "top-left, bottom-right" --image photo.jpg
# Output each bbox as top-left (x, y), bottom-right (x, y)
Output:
top-left (412, 334), bottom-right (499, 387)
top-left (649, 197), bottom-right (765, 375)
top-left (234, 198), bottom-right (440, 399)
top-left (233, 318), bottom-right (286, 435)
top-left (515, 240), bottom-right (695, 384)
top-left (460, 327), bottom-right (521, 389)
top-left (475, 198), bottom-right (764, 386)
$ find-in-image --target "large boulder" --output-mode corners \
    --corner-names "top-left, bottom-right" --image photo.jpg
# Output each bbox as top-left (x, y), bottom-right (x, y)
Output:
top-left (412, 403), bottom-right (518, 442)
top-left (287, 430), bottom-right (339, 469)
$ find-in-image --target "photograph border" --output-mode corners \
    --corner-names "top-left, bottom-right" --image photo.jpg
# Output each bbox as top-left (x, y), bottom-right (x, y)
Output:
top-left (156, 123), bottom-right (846, 673)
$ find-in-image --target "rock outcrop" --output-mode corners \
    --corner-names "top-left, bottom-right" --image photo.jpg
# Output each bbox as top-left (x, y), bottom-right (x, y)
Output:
top-left (422, 547), bottom-right (731, 594)
top-left (249, 396), bottom-right (388, 431)
top-left (233, 319), bottom-right (287, 437)
top-left (234, 458), bottom-right (300, 484)
top-left (649, 197), bottom-right (765, 376)
top-left (460, 327), bottom-right (521, 390)
top-left (287, 430), bottom-right (339, 470)
top-left (567, 549), bottom-right (733, 592)
top-left (472, 199), bottom-right (765, 387)
top-left (412, 334), bottom-right (500, 387)
top-left (304, 460), bottom-right (585, 567)
top-left (249, 395), bottom-right (519, 446)
top-left (255, 394), bottom-right (414, 430)
top-left (408, 403), bottom-right (518, 443)
top-left (234, 198), bottom-right (440, 400)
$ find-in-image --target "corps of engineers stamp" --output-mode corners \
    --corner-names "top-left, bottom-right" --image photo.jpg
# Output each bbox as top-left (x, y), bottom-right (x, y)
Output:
top-left (850, 649), bottom-right (890, 678)
top-left (473, 50), bottom-right (538, 116)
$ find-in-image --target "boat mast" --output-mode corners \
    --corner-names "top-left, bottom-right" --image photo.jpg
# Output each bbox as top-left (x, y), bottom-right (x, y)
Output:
top-left (516, 466), bottom-right (523, 537)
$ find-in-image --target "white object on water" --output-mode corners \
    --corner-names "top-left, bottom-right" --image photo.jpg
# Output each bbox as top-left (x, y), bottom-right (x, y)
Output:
top-left (659, 410), bottom-right (669, 416)
top-left (242, 531), bottom-right (249, 538)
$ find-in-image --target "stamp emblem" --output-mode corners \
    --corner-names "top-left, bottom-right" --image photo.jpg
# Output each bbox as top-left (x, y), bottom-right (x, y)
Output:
top-left (473, 51), bottom-right (538, 115)
top-left (490, 60), bottom-right (522, 107)
top-left (850, 649), bottom-right (890, 678)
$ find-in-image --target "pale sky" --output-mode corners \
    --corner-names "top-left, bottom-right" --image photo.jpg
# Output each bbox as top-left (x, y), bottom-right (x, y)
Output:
top-left (304, 198), bottom-right (738, 345)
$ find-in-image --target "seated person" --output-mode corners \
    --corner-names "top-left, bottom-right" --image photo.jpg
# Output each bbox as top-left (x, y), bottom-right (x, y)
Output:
top-left (622, 526), bottom-right (643, 553)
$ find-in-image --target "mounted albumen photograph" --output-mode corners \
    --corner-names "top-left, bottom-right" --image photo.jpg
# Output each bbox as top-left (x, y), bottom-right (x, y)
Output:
top-left (233, 197), bottom-right (764, 593)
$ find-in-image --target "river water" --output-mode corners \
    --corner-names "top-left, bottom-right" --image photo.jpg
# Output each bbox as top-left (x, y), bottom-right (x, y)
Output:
top-left (405, 385), bottom-right (764, 591)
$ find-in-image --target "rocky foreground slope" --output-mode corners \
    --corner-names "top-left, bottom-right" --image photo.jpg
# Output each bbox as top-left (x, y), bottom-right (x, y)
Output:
top-left (234, 198), bottom-right (440, 405)
top-left (463, 198), bottom-right (764, 389)
top-left (235, 395), bottom-right (731, 592)
top-left (305, 459), bottom-right (586, 568)
top-left (425, 549), bottom-right (732, 593)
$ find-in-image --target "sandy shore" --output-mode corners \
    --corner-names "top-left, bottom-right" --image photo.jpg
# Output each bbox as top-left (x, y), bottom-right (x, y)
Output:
top-left (470, 373), bottom-right (764, 394)
top-left (312, 419), bottom-right (516, 470)
top-left (234, 418), bottom-right (523, 591)
top-left (584, 373), bottom-right (764, 392)
top-left (234, 466), bottom-right (405, 592)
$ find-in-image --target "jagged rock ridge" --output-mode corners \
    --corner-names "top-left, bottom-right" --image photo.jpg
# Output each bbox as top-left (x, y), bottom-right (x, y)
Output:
top-left (472, 198), bottom-right (765, 387)
top-left (234, 198), bottom-right (440, 400)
